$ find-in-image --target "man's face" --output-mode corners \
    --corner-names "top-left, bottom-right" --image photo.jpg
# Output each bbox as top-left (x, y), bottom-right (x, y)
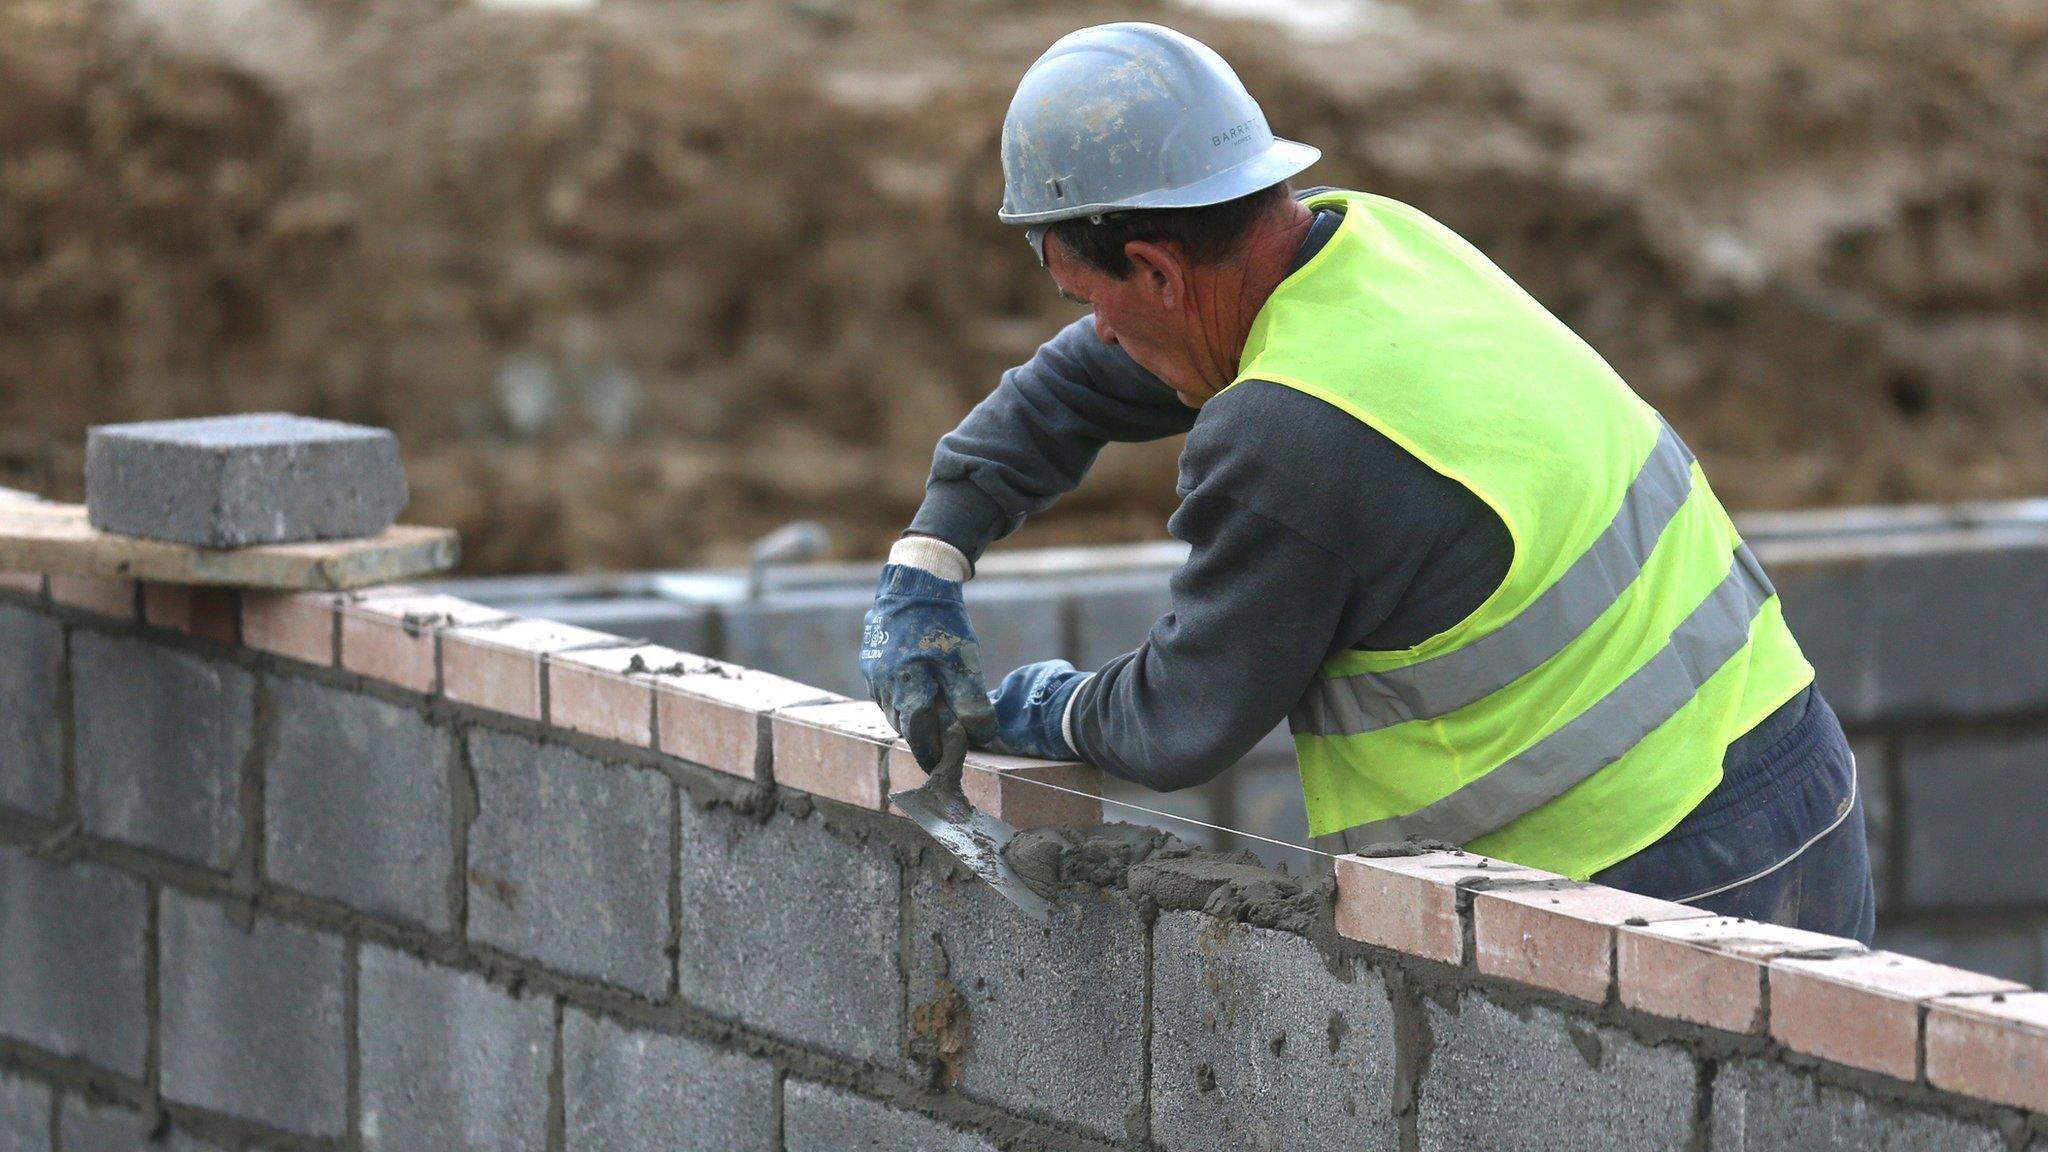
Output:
top-left (1045, 240), bottom-right (1213, 407)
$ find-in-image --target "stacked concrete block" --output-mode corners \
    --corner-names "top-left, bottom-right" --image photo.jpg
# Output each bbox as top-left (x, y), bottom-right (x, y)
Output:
top-left (265, 676), bottom-right (455, 929)
top-left (1709, 1059), bottom-right (2006, 1151)
top-left (676, 803), bottom-right (901, 1066)
top-left (1068, 570), bottom-right (1171, 669)
top-left (0, 850), bottom-right (149, 1077)
top-left (905, 872), bottom-right (1148, 1142)
top-left (357, 945), bottom-right (553, 1151)
top-left (72, 631), bottom-right (254, 869)
top-left (960, 578), bottom-right (1071, 683)
top-left (0, 1075), bottom-right (48, 1152)
top-left (1150, 913), bottom-right (1399, 1151)
top-left (1896, 730), bottom-right (2048, 910)
top-left (1416, 993), bottom-right (1696, 1152)
top-left (562, 1010), bottom-right (776, 1152)
top-left (464, 730), bottom-right (672, 998)
top-left (783, 1080), bottom-right (998, 1152)
top-left (85, 413), bottom-right (407, 547)
top-left (719, 587), bottom-right (870, 698)
top-left (0, 603), bottom-right (64, 818)
top-left (159, 891), bottom-right (349, 1137)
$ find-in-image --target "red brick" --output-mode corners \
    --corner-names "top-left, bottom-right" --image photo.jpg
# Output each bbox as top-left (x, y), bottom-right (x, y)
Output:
top-left (339, 592), bottom-right (507, 694)
top-left (1770, 951), bottom-right (2025, 1080)
top-left (888, 746), bottom-right (1104, 828)
top-left (1334, 851), bottom-right (1554, 966)
top-left (0, 572), bottom-right (42, 598)
top-left (1925, 991), bottom-right (2048, 1114)
top-left (48, 575), bottom-right (137, 620)
top-left (241, 591), bottom-right (341, 666)
top-left (547, 645), bottom-right (684, 747)
top-left (1618, 915), bottom-right (1863, 1034)
top-left (770, 700), bottom-right (897, 810)
top-left (441, 618), bottom-right (622, 720)
top-left (1473, 882), bottom-right (1707, 1003)
top-left (653, 664), bottom-right (832, 781)
top-left (140, 584), bottom-right (240, 644)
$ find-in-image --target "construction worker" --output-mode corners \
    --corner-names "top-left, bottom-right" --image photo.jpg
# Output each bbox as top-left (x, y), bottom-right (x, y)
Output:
top-left (860, 23), bottom-right (1874, 941)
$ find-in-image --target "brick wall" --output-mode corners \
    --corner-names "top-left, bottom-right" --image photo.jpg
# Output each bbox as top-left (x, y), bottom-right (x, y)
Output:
top-left (1, 571), bottom-right (2044, 1150)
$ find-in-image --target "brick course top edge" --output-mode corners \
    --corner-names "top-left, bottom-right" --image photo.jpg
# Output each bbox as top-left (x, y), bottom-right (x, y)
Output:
top-left (8, 576), bottom-right (2045, 1113)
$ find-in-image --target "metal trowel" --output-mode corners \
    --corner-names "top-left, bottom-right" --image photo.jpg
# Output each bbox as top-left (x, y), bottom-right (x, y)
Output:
top-left (891, 724), bottom-right (1053, 923)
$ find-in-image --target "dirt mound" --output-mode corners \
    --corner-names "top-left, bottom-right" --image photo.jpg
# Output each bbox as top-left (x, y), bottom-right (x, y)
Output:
top-left (1, 0), bottom-right (2043, 571)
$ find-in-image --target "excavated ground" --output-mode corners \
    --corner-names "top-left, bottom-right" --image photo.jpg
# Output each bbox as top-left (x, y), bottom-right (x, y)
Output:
top-left (1, 0), bottom-right (2043, 571)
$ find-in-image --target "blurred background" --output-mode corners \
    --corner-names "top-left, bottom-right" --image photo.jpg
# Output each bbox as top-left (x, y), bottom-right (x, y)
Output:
top-left (3, 0), bottom-right (2044, 574)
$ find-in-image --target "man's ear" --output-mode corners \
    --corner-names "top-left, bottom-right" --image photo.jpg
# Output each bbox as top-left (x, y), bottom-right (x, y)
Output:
top-left (1122, 240), bottom-right (1187, 308)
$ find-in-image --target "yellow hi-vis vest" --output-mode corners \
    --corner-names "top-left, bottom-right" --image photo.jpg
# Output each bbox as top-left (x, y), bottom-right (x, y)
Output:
top-left (1238, 191), bottom-right (1815, 880)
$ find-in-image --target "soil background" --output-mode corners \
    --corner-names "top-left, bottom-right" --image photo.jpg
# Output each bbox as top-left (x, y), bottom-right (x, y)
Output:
top-left (2, 0), bottom-right (2044, 573)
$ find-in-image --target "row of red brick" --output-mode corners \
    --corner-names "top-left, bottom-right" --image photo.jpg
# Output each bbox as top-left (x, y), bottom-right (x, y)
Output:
top-left (8, 569), bottom-right (2044, 1122)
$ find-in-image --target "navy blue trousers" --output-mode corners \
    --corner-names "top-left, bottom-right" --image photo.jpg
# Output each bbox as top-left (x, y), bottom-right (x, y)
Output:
top-left (1592, 689), bottom-right (1876, 944)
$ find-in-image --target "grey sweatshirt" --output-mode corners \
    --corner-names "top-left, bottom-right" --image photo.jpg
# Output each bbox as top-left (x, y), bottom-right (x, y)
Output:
top-left (910, 207), bottom-right (1805, 791)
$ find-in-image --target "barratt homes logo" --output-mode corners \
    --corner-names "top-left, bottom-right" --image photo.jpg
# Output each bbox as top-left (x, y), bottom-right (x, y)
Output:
top-left (1211, 118), bottom-right (1261, 147)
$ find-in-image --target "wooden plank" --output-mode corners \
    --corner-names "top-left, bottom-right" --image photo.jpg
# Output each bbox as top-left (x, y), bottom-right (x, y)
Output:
top-left (0, 501), bottom-right (459, 591)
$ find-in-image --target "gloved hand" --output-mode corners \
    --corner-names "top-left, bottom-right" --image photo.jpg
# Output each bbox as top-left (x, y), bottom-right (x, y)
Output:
top-left (987, 660), bottom-right (1091, 760)
top-left (859, 562), bottom-right (999, 769)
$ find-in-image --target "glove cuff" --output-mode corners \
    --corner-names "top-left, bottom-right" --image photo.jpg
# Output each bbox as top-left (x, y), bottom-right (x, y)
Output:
top-left (1059, 672), bottom-right (1093, 761)
top-left (874, 562), bottom-right (967, 602)
top-left (887, 535), bottom-right (972, 582)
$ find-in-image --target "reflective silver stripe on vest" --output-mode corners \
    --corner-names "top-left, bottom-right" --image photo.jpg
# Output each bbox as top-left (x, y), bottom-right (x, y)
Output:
top-left (1293, 422), bottom-right (1697, 739)
top-left (1310, 545), bottom-right (1775, 854)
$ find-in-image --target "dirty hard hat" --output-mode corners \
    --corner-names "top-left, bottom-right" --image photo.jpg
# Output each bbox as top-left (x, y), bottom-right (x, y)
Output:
top-left (998, 22), bottom-right (1320, 261)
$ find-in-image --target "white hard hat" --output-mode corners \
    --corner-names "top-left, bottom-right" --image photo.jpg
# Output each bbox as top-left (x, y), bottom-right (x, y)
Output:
top-left (998, 22), bottom-right (1320, 261)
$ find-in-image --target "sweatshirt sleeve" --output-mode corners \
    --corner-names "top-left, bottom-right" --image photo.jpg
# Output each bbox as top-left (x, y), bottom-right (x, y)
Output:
top-left (907, 316), bottom-right (1199, 563)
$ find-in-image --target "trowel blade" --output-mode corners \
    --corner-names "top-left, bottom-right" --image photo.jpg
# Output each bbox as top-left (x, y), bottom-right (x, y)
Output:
top-left (892, 786), bottom-right (1053, 924)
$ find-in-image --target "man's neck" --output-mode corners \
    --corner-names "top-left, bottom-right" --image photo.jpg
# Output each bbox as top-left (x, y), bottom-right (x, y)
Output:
top-left (1190, 199), bottom-right (1317, 386)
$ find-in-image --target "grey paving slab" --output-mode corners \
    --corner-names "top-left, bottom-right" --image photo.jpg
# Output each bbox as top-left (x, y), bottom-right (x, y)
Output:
top-left (265, 676), bottom-right (454, 929)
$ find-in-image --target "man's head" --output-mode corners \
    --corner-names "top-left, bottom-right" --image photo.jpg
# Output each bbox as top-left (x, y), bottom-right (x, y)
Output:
top-left (1043, 182), bottom-right (1308, 405)
top-left (997, 23), bottom-right (1319, 403)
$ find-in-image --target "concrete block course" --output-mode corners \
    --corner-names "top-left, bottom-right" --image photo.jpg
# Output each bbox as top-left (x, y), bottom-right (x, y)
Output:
top-left (783, 1079), bottom-right (998, 1152)
top-left (339, 590), bottom-right (508, 694)
top-left (85, 413), bottom-right (408, 547)
top-left (0, 1074), bottom-right (48, 1152)
top-left (265, 675), bottom-right (454, 929)
top-left (442, 617), bottom-right (618, 720)
top-left (1897, 730), bottom-right (2048, 909)
top-left (1417, 993), bottom-right (1696, 1152)
top-left (1709, 1058), bottom-right (2006, 1151)
top-left (719, 588), bottom-right (869, 698)
top-left (906, 873), bottom-right (1148, 1142)
top-left (1768, 950), bottom-right (2024, 1080)
top-left (0, 850), bottom-right (148, 1077)
top-left (1472, 882), bottom-right (1707, 1003)
top-left (562, 1009), bottom-right (776, 1152)
top-left (73, 630), bottom-right (254, 868)
top-left (357, 944), bottom-right (553, 1151)
top-left (676, 803), bottom-right (901, 1067)
top-left (1150, 913), bottom-right (1398, 1151)
top-left (59, 1098), bottom-right (223, 1152)
top-left (0, 603), bottom-right (64, 818)
top-left (159, 890), bottom-right (348, 1136)
top-left (654, 663), bottom-right (829, 781)
top-left (465, 729), bottom-right (672, 998)
top-left (770, 700), bottom-right (896, 810)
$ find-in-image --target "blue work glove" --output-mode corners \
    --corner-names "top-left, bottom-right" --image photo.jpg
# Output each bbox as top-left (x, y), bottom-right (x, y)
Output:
top-left (987, 660), bottom-right (1091, 760)
top-left (859, 564), bottom-right (999, 770)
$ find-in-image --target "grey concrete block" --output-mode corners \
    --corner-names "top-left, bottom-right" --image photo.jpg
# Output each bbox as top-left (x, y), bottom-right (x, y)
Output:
top-left (905, 874), bottom-right (1147, 1142)
top-left (1709, 1059), bottom-right (2004, 1150)
top-left (265, 676), bottom-right (453, 929)
top-left (962, 579), bottom-right (1070, 683)
top-left (86, 413), bottom-right (407, 547)
top-left (465, 730), bottom-right (672, 998)
top-left (719, 588), bottom-right (869, 698)
top-left (1849, 738), bottom-right (1891, 912)
top-left (1417, 993), bottom-right (1695, 1152)
top-left (1068, 571), bottom-right (1171, 670)
top-left (73, 631), bottom-right (253, 869)
top-left (562, 1009), bottom-right (775, 1152)
top-left (1897, 731), bottom-right (2048, 909)
top-left (783, 1080), bottom-right (997, 1152)
top-left (357, 944), bottom-right (552, 1152)
top-left (59, 1098), bottom-right (222, 1152)
top-left (1150, 914), bottom-right (1397, 1151)
top-left (676, 803), bottom-right (900, 1067)
top-left (0, 604), bottom-right (63, 819)
top-left (159, 891), bottom-right (348, 1136)
top-left (0, 850), bottom-right (149, 1076)
top-left (1871, 925), bottom-right (2041, 988)
top-left (0, 1073), bottom-right (50, 1152)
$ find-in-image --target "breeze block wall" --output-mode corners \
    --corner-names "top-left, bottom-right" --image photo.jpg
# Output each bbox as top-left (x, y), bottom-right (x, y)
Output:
top-left (2, 571), bottom-right (2046, 1151)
